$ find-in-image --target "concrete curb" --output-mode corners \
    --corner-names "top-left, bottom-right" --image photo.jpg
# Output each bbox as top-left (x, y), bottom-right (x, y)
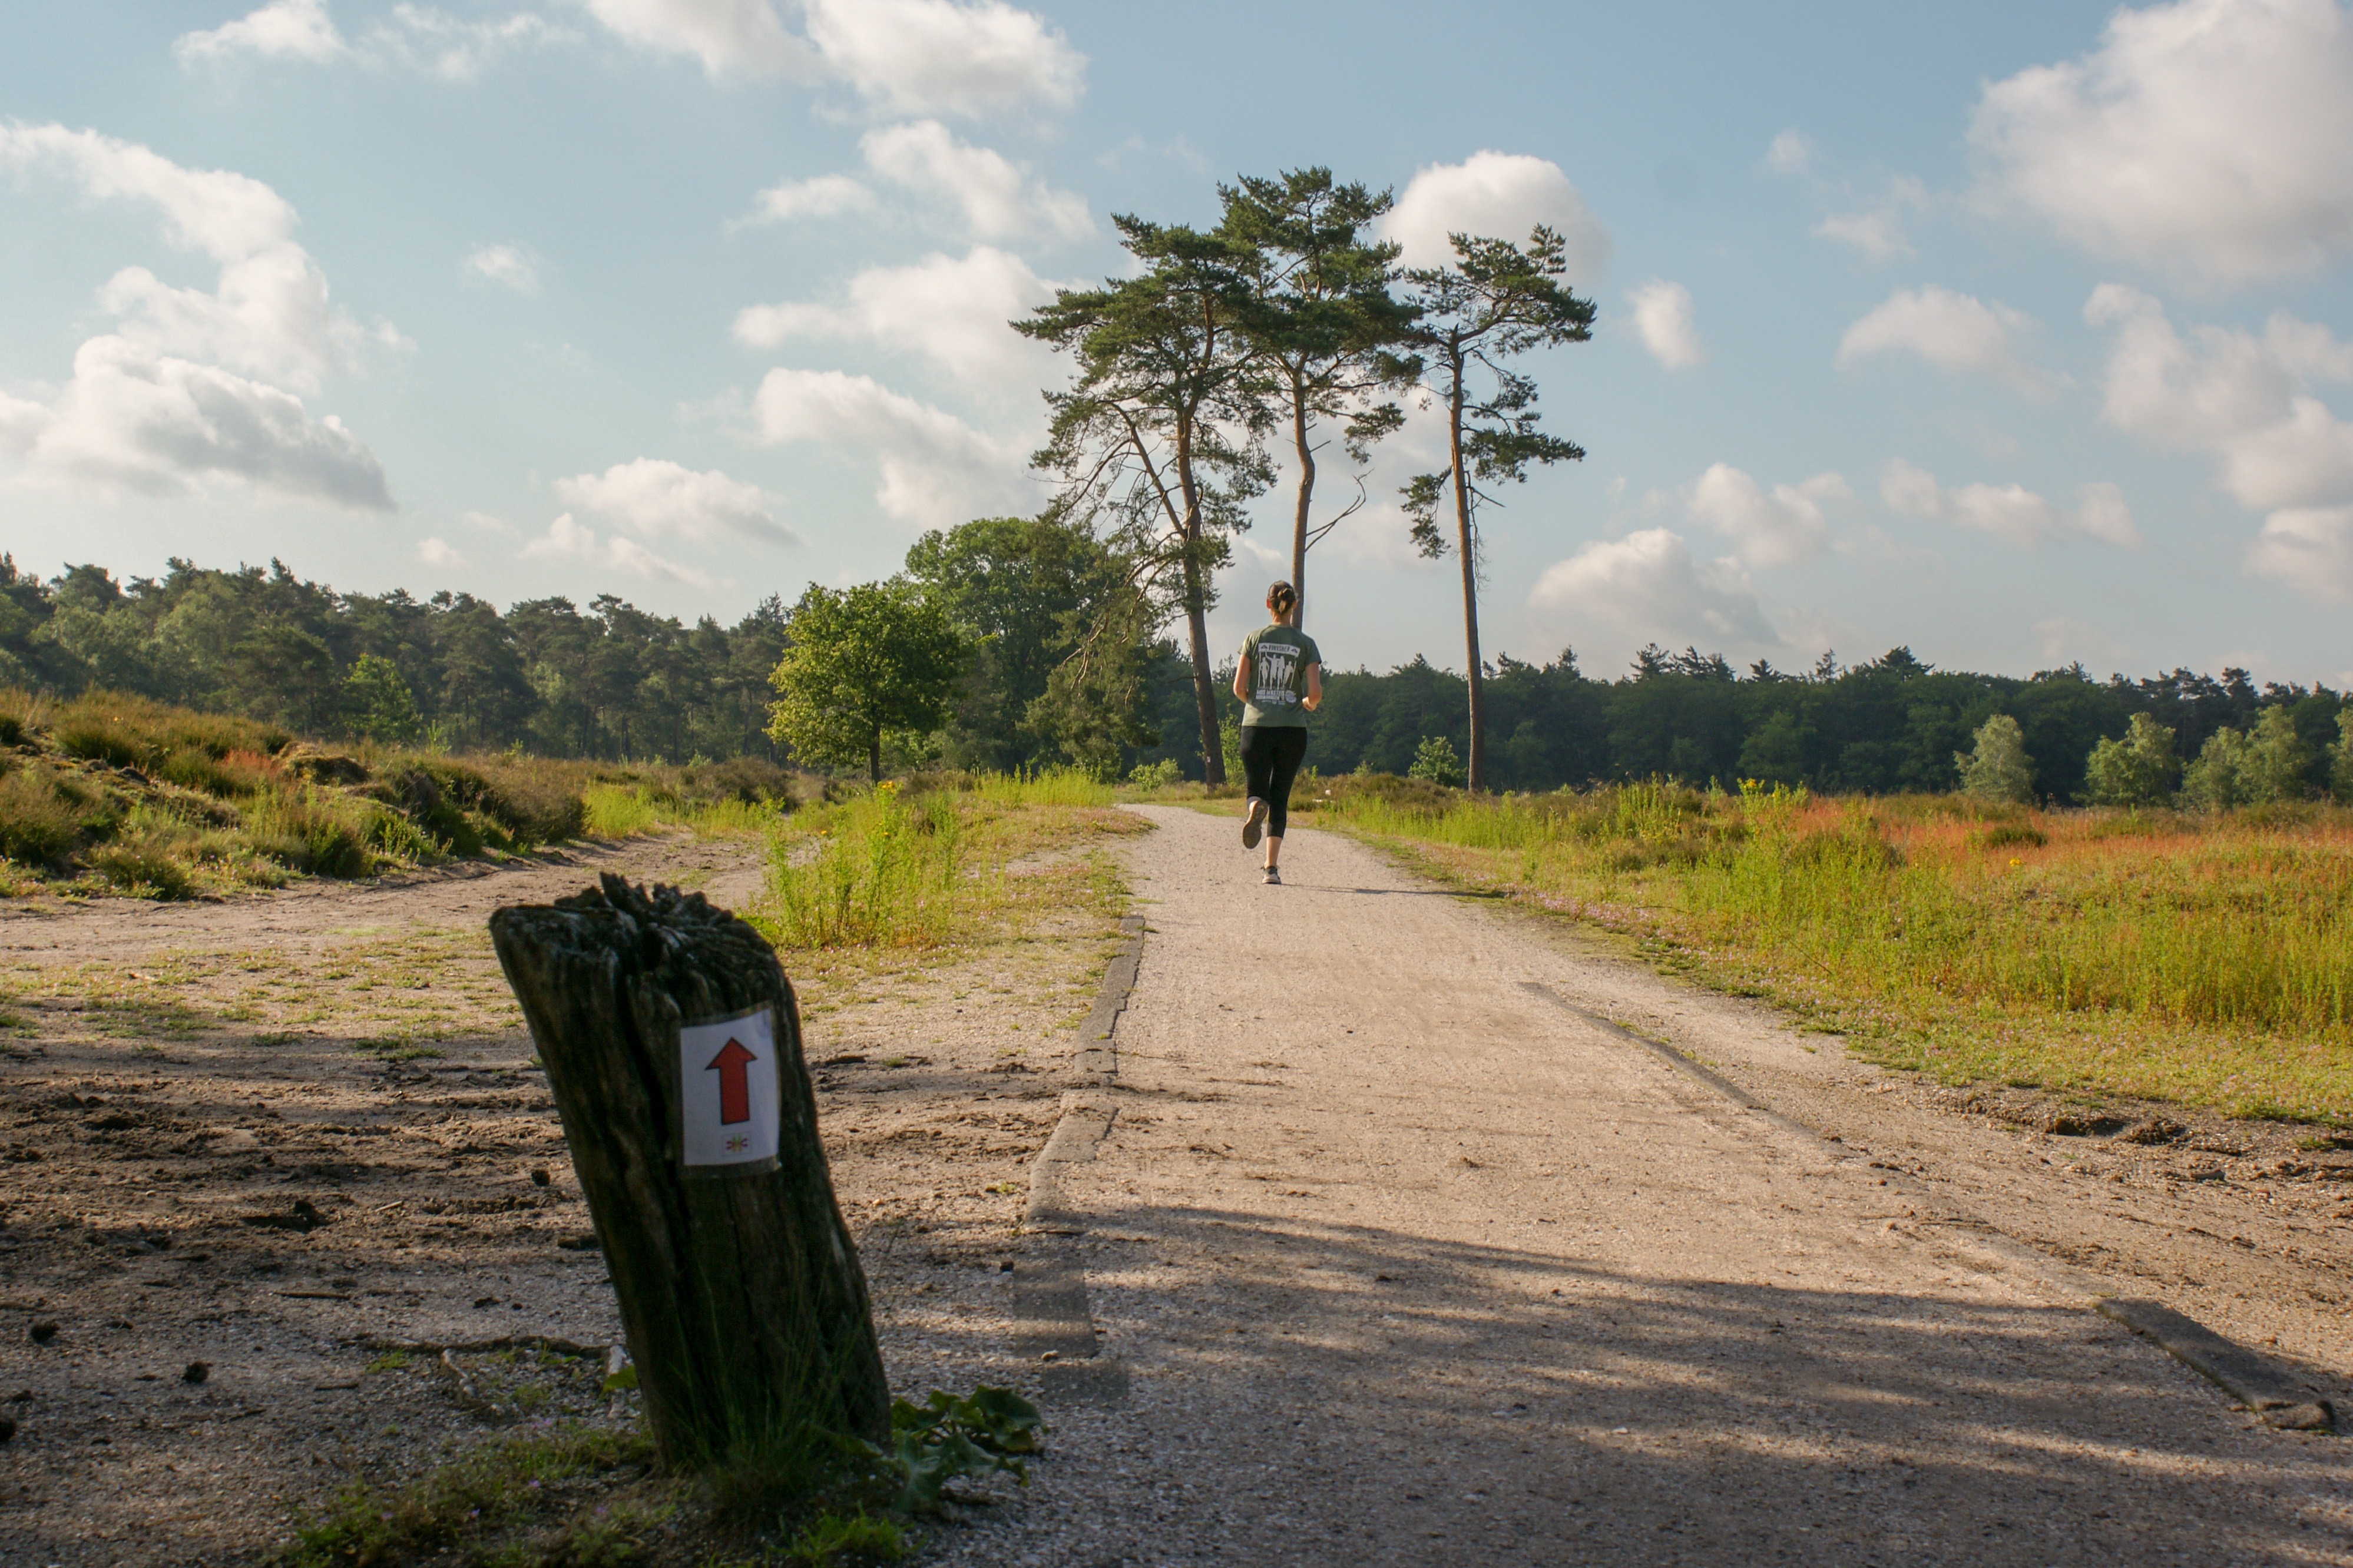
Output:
top-left (2097, 1298), bottom-right (2338, 1432)
top-left (1521, 979), bottom-right (2339, 1434)
top-left (1007, 912), bottom-right (1145, 1406)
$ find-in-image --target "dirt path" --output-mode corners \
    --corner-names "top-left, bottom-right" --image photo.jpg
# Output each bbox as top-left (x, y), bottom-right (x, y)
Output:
top-left (944, 805), bottom-right (2353, 1566)
top-left (0, 827), bottom-right (1122, 1567)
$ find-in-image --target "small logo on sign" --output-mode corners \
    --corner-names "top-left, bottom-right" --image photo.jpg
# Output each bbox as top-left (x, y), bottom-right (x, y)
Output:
top-left (679, 1007), bottom-right (782, 1171)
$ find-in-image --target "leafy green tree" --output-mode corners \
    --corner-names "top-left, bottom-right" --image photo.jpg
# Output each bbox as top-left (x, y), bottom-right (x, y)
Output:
top-left (2180, 725), bottom-right (2251, 811)
top-left (766, 582), bottom-right (970, 783)
top-left (2083, 712), bottom-right (2180, 806)
top-left (2332, 710), bottom-right (2353, 804)
top-left (2242, 707), bottom-right (2310, 802)
top-left (1219, 167), bottom-right (1418, 624)
top-left (1020, 216), bottom-right (1270, 785)
top-left (1741, 710), bottom-right (1812, 788)
top-left (1400, 226), bottom-right (1596, 791)
top-left (1955, 714), bottom-right (2034, 804)
top-left (1408, 734), bottom-right (1465, 788)
top-left (904, 514), bottom-right (1137, 771)
top-left (342, 654), bottom-right (423, 743)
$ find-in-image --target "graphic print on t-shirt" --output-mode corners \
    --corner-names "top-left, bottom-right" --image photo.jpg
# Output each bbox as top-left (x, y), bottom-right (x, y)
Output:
top-left (1253, 642), bottom-right (1301, 708)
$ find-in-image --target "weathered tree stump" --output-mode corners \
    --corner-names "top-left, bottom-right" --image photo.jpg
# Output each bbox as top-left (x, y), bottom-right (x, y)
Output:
top-left (489, 874), bottom-right (888, 1462)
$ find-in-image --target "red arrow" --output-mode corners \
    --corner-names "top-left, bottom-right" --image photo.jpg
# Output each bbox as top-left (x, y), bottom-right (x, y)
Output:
top-left (706, 1037), bottom-right (757, 1126)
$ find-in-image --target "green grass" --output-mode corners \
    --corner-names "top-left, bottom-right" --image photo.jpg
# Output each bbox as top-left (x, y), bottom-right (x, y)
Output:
top-left (1313, 777), bottom-right (2353, 1122)
top-left (0, 686), bottom-right (809, 900)
top-left (757, 778), bottom-right (1140, 952)
top-left (274, 1426), bottom-right (663, 1567)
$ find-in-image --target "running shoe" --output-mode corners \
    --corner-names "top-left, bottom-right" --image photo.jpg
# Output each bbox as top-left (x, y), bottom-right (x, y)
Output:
top-left (1242, 797), bottom-right (1267, 850)
top-left (1262, 864), bottom-right (1282, 885)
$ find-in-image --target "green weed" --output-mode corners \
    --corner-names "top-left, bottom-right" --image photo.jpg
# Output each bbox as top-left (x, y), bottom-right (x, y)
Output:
top-left (786, 1510), bottom-right (907, 1565)
top-left (274, 1426), bottom-right (658, 1568)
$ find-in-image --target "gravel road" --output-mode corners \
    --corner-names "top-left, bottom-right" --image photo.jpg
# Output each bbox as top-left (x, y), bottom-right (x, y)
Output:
top-left (941, 804), bottom-right (2353, 1566)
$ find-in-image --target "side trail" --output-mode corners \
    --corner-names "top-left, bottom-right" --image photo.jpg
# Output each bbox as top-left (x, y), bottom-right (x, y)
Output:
top-left (958, 804), bottom-right (2349, 1567)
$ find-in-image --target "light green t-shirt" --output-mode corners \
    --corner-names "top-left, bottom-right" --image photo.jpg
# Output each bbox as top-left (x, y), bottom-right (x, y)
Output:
top-left (1239, 624), bottom-right (1322, 729)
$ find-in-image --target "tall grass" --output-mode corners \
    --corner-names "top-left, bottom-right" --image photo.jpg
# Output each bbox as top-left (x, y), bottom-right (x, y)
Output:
top-left (1316, 779), bottom-right (2353, 1119)
top-left (968, 766), bottom-right (1116, 808)
top-left (766, 787), bottom-right (971, 949)
top-left (756, 773), bottom-right (1141, 952)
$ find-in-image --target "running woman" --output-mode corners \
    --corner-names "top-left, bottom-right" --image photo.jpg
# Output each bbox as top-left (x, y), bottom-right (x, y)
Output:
top-left (1231, 581), bottom-right (1322, 885)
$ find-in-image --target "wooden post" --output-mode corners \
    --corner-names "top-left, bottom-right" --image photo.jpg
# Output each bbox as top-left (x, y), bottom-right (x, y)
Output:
top-left (489, 874), bottom-right (889, 1462)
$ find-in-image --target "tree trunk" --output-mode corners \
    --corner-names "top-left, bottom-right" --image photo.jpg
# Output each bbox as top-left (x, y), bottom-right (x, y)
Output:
top-left (488, 876), bottom-right (889, 1464)
top-left (1447, 364), bottom-right (1486, 792)
top-left (1183, 555), bottom-right (1222, 786)
top-left (868, 730), bottom-right (882, 784)
top-left (1174, 420), bottom-right (1225, 787)
top-left (1289, 374), bottom-right (1315, 629)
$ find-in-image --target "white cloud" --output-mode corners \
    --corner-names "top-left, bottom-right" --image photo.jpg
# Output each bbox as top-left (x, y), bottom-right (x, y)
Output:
top-left (1837, 286), bottom-right (2056, 399)
top-left (0, 122), bottom-right (294, 261)
top-left (747, 366), bottom-right (1024, 523)
top-left (1, 338), bottom-right (390, 508)
top-left (801, 0), bottom-right (1083, 118)
top-left (740, 173), bottom-right (877, 224)
top-left (1765, 130), bottom-right (1815, 175)
top-left (552, 457), bottom-right (794, 544)
top-left (577, 0), bottom-right (813, 78)
top-left (419, 536), bottom-right (466, 568)
top-left (366, 6), bottom-right (568, 80)
top-left (2086, 283), bottom-right (2353, 511)
top-left (1813, 211), bottom-right (1908, 263)
top-left (174, 0), bottom-right (348, 65)
top-left (1812, 177), bottom-right (1928, 263)
top-left (177, 0), bottom-right (563, 79)
top-left (858, 120), bottom-right (1090, 241)
top-left (1685, 464), bottom-right (1845, 568)
top-left (1626, 280), bottom-right (1703, 369)
top-left (1879, 459), bottom-right (2140, 548)
top-left (0, 124), bottom-right (392, 508)
top-left (733, 246), bottom-right (1060, 392)
top-left (519, 512), bottom-right (714, 585)
top-left (1971, 0), bottom-right (2353, 284)
top-left (1378, 151), bottom-right (1611, 279)
top-left (2246, 505), bottom-right (2353, 602)
top-left (1528, 528), bottom-right (1777, 647)
top-left (464, 243), bottom-right (539, 293)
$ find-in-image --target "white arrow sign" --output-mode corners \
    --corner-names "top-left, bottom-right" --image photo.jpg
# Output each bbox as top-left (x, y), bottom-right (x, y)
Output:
top-left (679, 1005), bottom-right (781, 1171)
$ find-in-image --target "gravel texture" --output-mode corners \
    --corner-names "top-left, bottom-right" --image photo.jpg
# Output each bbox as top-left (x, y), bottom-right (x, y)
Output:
top-left (929, 805), bottom-right (2353, 1566)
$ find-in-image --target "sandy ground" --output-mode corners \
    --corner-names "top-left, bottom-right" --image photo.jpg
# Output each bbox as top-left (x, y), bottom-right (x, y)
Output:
top-left (9, 806), bottom-right (2351, 1564)
top-left (933, 805), bottom-right (2353, 1566)
top-left (0, 832), bottom-right (1120, 1566)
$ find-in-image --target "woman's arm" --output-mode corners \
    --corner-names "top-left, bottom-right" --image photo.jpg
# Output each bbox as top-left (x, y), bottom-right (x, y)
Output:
top-left (1231, 655), bottom-right (1250, 703)
top-left (1304, 662), bottom-right (1323, 711)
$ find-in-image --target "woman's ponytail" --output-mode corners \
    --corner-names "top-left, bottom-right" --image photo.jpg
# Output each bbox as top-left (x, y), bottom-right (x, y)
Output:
top-left (1267, 581), bottom-right (1298, 617)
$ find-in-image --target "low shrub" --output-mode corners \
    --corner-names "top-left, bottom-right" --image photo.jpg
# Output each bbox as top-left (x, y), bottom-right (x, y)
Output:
top-left (50, 691), bottom-right (287, 770)
top-left (0, 767), bottom-right (89, 864)
top-left (243, 790), bottom-right (373, 878)
top-left (88, 836), bottom-right (194, 899)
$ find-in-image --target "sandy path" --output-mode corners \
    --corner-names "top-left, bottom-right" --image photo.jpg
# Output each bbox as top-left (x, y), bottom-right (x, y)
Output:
top-left (945, 806), bottom-right (2352, 1566)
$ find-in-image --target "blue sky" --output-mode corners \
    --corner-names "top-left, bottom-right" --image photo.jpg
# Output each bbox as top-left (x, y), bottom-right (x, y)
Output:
top-left (5, 0), bottom-right (2352, 685)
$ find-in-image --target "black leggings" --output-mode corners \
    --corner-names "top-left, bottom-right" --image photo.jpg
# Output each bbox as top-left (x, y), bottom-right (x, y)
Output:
top-left (1239, 725), bottom-right (1308, 838)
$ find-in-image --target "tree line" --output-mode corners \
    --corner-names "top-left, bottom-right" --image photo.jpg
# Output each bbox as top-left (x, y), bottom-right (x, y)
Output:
top-left (0, 554), bottom-right (787, 761)
top-left (8, 543), bottom-right (2349, 802)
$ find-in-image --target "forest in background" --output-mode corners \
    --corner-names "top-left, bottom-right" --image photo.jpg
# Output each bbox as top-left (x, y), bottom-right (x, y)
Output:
top-left (4, 543), bottom-right (2349, 803)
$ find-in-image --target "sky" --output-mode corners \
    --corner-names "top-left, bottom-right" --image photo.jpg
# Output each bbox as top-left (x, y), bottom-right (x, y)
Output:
top-left (4, 0), bottom-right (2352, 687)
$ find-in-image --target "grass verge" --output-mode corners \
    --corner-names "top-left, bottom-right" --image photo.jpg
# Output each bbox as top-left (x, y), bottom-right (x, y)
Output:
top-left (0, 687), bottom-right (802, 899)
top-left (1306, 775), bottom-right (2353, 1123)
